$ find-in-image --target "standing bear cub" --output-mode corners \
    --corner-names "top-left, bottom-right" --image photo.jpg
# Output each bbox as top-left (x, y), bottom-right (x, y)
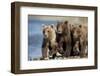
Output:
top-left (56, 21), bottom-right (72, 57)
top-left (42, 25), bottom-right (58, 60)
top-left (71, 25), bottom-right (88, 57)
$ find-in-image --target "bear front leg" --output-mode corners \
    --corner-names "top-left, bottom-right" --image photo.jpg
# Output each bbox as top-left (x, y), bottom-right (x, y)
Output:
top-left (42, 47), bottom-right (49, 60)
top-left (79, 40), bottom-right (86, 58)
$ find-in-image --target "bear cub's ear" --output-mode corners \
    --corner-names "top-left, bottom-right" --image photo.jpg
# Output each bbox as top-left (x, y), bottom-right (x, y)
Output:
top-left (64, 21), bottom-right (68, 24)
top-left (42, 24), bottom-right (47, 29)
top-left (79, 25), bottom-right (82, 28)
top-left (51, 24), bottom-right (55, 28)
top-left (51, 24), bottom-right (57, 31)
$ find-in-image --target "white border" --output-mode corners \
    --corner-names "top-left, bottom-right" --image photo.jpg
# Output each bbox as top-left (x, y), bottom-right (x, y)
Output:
top-left (20, 6), bottom-right (95, 70)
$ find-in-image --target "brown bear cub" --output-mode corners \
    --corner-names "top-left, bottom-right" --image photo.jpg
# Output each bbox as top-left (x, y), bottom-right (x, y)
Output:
top-left (56, 21), bottom-right (72, 57)
top-left (42, 25), bottom-right (58, 60)
top-left (71, 25), bottom-right (88, 57)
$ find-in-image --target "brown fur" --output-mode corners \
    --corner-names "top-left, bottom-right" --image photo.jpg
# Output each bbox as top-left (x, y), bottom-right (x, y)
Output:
top-left (56, 21), bottom-right (72, 57)
top-left (71, 25), bottom-right (88, 57)
top-left (42, 25), bottom-right (57, 59)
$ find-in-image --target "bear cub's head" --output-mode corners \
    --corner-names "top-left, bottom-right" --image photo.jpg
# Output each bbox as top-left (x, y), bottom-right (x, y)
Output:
top-left (42, 24), bottom-right (56, 40)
